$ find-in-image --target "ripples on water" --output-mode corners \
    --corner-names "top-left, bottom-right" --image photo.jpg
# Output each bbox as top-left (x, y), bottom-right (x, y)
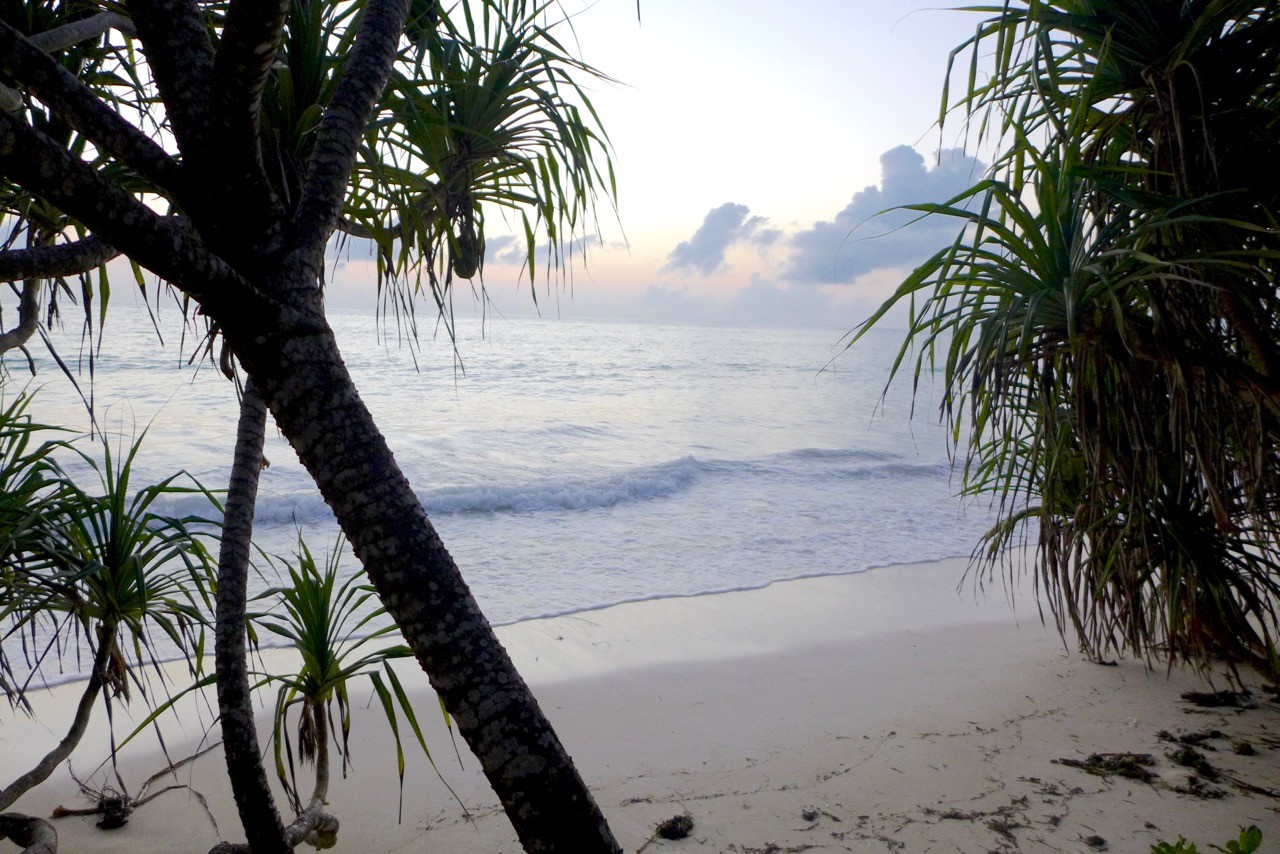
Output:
top-left (13, 307), bottom-right (997, 675)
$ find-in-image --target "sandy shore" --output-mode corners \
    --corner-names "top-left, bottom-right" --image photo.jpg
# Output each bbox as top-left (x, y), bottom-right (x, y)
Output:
top-left (4, 557), bottom-right (1278, 852)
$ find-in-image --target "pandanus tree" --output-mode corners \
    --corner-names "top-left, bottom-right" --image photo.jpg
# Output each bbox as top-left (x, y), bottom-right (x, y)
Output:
top-left (0, 1), bottom-right (621, 852)
top-left (859, 1), bottom-right (1280, 680)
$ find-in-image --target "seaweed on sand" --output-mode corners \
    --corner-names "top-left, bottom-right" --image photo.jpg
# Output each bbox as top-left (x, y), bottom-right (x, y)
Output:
top-left (1053, 752), bottom-right (1157, 782)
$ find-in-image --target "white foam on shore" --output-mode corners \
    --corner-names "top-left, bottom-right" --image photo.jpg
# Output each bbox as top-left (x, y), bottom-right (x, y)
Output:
top-left (499, 555), bottom-right (1001, 683)
top-left (6, 555), bottom-right (992, 694)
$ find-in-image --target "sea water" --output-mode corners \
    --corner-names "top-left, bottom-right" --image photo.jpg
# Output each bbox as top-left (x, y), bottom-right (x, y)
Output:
top-left (9, 304), bottom-right (998, 663)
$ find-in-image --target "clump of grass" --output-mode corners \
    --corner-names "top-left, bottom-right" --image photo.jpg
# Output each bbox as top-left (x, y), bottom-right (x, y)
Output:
top-left (1152, 825), bottom-right (1261, 854)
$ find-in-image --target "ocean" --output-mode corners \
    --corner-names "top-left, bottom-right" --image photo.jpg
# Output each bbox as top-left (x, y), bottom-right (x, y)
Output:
top-left (11, 304), bottom-right (997, 660)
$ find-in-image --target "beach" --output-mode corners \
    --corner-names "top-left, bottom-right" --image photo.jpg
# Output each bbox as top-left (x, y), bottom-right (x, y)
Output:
top-left (6, 2), bottom-right (1280, 851)
top-left (4, 556), bottom-right (1278, 852)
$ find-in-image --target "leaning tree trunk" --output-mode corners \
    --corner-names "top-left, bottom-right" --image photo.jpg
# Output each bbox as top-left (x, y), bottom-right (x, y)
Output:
top-left (233, 310), bottom-right (621, 853)
top-left (212, 381), bottom-right (342, 854)
top-left (213, 380), bottom-right (293, 854)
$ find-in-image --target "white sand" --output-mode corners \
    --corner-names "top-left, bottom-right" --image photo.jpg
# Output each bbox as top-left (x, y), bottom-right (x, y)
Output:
top-left (4, 557), bottom-right (1279, 852)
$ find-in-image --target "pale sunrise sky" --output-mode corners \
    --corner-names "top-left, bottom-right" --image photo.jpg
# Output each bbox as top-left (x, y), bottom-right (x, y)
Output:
top-left (323, 0), bottom-right (994, 329)
top-left (0, 3), bottom-right (997, 333)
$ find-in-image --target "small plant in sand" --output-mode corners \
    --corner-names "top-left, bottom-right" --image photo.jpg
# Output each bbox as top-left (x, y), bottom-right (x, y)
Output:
top-left (122, 531), bottom-right (461, 853)
top-left (253, 535), bottom-right (451, 845)
top-left (1152, 825), bottom-right (1262, 854)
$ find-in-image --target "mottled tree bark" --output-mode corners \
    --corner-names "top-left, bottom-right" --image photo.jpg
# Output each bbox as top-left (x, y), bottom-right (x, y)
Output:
top-left (227, 309), bottom-right (621, 852)
top-left (0, 235), bottom-right (117, 284)
top-left (0, 3), bottom-right (622, 848)
top-left (213, 381), bottom-right (293, 854)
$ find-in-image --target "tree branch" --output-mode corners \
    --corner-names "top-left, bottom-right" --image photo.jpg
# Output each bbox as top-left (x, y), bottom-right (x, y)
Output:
top-left (207, 0), bottom-right (290, 249)
top-left (285, 0), bottom-right (411, 286)
top-left (0, 226), bottom-right (59, 356)
top-left (0, 234), bottom-right (118, 283)
top-left (0, 110), bottom-right (255, 318)
top-left (28, 12), bottom-right (136, 52)
top-left (125, 0), bottom-right (216, 172)
top-left (0, 20), bottom-right (184, 195)
top-left (0, 280), bottom-right (40, 355)
top-left (0, 13), bottom-right (137, 114)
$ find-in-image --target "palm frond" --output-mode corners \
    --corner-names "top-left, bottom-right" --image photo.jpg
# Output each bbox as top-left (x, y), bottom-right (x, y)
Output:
top-left (256, 534), bottom-right (437, 816)
top-left (859, 1), bottom-right (1280, 681)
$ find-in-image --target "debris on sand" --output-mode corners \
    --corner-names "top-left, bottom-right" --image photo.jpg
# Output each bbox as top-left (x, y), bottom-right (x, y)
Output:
top-left (637, 813), bottom-right (695, 852)
top-left (1054, 752), bottom-right (1157, 782)
top-left (1157, 729), bottom-right (1223, 748)
top-left (656, 813), bottom-right (694, 840)
top-left (1167, 745), bottom-right (1218, 779)
top-left (1180, 690), bottom-right (1257, 709)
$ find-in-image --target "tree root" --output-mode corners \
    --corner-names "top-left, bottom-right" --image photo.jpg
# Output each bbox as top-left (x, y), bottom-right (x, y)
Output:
top-left (0, 813), bottom-right (57, 854)
top-left (49, 745), bottom-right (221, 831)
top-left (208, 807), bottom-right (340, 853)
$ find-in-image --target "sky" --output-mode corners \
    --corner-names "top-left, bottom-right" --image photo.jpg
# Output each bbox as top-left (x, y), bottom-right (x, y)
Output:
top-left (321, 3), bottom-right (996, 330)
top-left (0, 1), bottom-right (997, 341)
top-left (0, 0), bottom-right (988, 330)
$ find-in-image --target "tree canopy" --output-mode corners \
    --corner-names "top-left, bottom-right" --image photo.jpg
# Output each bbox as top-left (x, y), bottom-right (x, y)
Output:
top-left (860, 1), bottom-right (1280, 680)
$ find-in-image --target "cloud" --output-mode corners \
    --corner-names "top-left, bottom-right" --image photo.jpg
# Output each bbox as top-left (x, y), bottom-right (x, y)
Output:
top-left (641, 283), bottom-right (697, 307)
top-left (785, 145), bottom-right (985, 284)
top-left (484, 233), bottom-right (604, 269)
top-left (484, 234), bottom-right (521, 266)
top-left (663, 203), bottom-right (781, 275)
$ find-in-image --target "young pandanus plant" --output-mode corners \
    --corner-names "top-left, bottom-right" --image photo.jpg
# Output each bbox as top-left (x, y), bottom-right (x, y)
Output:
top-left (255, 535), bottom-right (455, 844)
top-left (0, 396), bottom-right (216, 817)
